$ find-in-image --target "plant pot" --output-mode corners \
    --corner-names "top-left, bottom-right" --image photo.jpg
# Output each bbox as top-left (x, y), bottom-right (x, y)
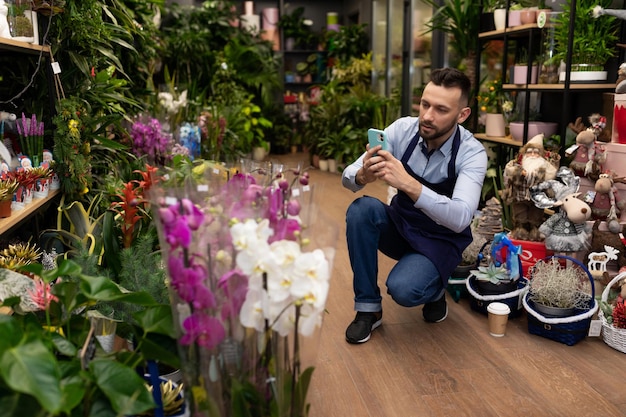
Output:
top-left (512, 65), bottom-right (538, 84)
top-left (318, 159), bottom-right (329, 172)
top-left (520, 9), bottom-right (536, 25)
top-left (0, 200), bottom-right (11, 218)
top-left (451, 264), bottom-right (474, 279)
top-left (493, 9), bottom-right (507, 31)
top-left (508, 10), bottom-right (522, 27)
top-left (474, 279), bottom-right (519, 295)
top-left (327, 159), bottom-right (337, 173)
top-left (531, 301), bottom-right (576, 318)
top-left (252, 146), bottom-right (266, 161)
top-left (558, 66), bottom-right (608, 83)
top-left (485, 113), bottom-right (506, 137)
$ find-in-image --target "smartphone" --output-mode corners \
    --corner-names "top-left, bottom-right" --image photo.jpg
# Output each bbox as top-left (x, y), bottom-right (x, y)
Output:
top-left (368, 128), bottom-right (388, 155)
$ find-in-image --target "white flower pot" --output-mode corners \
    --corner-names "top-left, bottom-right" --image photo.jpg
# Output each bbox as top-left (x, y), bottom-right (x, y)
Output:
top-left (493, 9), bottom-right (507, 31)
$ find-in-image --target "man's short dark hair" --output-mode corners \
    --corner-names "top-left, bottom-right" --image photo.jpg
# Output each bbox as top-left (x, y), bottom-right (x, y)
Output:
top-left (430, 68), bottom-right (471, 106)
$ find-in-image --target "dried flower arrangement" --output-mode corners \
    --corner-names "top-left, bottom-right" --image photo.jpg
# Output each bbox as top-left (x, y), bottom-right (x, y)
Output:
top-left (528, 258), bottom-right (592, 310)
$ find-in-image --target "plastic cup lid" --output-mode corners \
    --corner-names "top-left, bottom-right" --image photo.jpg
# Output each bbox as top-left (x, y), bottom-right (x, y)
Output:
top-left (487, 302), bottom-right (511, 315)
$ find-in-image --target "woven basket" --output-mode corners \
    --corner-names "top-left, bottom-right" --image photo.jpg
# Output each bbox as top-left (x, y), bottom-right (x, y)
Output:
top-left (599, 271), bottom-right (626, 353)
top-left (466, 276), bottom-right (529, 318)
top-left (522, 255), bottom-right (598, 346)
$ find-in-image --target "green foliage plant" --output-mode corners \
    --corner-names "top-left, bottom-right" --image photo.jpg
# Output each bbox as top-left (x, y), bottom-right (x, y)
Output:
top-left (0, 260), bottom-right (177, 416)
top-left (553, 0), bottom-right (619, 68)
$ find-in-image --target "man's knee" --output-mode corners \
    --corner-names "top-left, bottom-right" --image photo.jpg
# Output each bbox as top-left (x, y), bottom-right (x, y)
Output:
top-left (347, 196), bottom-right (379, 223)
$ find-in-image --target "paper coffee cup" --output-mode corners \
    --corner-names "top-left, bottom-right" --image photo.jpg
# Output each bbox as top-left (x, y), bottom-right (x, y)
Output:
top-left (487, 302), bottom-right (511, 337)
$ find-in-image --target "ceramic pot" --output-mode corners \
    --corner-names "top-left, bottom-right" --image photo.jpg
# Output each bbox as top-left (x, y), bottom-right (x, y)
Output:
top-left (508, 10), bottom-right (522, 27)
top-left (485, 113), bottom-right (506, 137)
top-left (318, 159), bottom-right (329, 172)
top-left (493, 9), bottom-right (507, 31)
top-left (520, 9), bottom-right (536, 25)
top-left (512, 65), bottom-right (538, 84)
top-left (0, 199), bottom-right (11, 218)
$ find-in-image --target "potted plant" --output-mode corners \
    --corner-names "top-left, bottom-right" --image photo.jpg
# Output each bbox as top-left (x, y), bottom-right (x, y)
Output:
top-left (423, 0), bottom-right (481, 89)
top-left (277, 6), bottom-right (317, 50)
top-left (527, 257), bottom-right (593, 316)
top-left (553, 0), bottom-right (619, 82)
top-left (0, 178), bottom-right (18, 217)
top-left (0, 259), bottom-right (178, 416)
top-left (471, 262), bottom-right (519, 294)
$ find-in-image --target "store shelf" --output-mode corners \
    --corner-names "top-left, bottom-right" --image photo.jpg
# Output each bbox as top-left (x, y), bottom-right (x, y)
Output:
top-left (0, 37), bottom-right (49, 54)
top-left (503, 83), bottom-right (615, 91)
top-left (479, 23), bottom-right (541, 40)
top-left (474, 133), bottom-right (522, 147)
top-left (0, 189), bottom-right (61, 237)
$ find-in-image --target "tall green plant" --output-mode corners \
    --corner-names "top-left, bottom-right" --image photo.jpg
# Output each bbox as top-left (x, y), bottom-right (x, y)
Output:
top-left (553, 0), bottom-right (619, 67)
top-left (423, 0), bottom-right (481, 87)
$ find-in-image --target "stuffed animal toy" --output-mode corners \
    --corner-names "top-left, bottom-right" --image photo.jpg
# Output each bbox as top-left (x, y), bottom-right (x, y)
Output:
top-left (566, 129), bottom-right (606, 181)
top-left (585, 220), bottom-right (626, 272)
top-left (586, 172), bottom-right (626, 227)
top-left (538, 193), bottom-right (592, 252)
top-left (502, 134), bottom-right (557, 240)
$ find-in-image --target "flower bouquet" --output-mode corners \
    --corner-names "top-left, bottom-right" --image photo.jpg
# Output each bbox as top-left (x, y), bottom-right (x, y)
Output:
top-left (150, 159), bottom-right (337, 417)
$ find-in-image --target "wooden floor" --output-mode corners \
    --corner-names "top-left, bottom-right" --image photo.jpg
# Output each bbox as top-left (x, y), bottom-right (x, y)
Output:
top-left (270, 152), bottom-right (626, 417)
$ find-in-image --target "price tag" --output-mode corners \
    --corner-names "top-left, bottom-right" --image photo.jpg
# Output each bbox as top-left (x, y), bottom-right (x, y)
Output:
top-left (197, 184), bottom-right (209, 192)
top-left (588, 319), bottom-right (602, 337)
top-left (51, 62), bottom-right (61, 74)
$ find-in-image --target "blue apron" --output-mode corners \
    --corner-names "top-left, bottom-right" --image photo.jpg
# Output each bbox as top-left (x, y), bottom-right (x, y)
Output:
top-left (385, 128), bottom-right (472, 285)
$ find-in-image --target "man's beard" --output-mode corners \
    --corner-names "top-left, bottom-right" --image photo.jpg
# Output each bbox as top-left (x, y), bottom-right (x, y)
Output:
top-left (419, 119), bottom-right (457, 141)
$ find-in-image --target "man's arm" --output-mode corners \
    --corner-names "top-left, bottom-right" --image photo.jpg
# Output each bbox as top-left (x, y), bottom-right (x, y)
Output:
top-left (415, 145), bottom-right (488, 232)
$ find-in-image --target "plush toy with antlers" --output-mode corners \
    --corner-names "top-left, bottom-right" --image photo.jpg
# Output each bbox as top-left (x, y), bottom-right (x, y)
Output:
top-left (538, 193), bottom-right (592, 253)
top-left (566, 118), bottom-right (607, 181)
top-left (587, 172), bottom-right (626, 230)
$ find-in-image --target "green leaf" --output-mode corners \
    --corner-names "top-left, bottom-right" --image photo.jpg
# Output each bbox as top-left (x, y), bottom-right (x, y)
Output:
top-left (90, 358), bottom-right (155, 415)
top-left (134, 305), bottom-right (175, 337)
top-left (0, 339), bottom-right (63, 413)
top-left (0, 315), bottom-right (22, 351)
top-left (51, 332), bottom-right (77, 357)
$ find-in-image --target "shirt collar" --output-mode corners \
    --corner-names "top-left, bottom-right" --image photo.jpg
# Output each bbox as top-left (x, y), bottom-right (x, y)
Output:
top-left (418, 127), bottom-right (456, 158)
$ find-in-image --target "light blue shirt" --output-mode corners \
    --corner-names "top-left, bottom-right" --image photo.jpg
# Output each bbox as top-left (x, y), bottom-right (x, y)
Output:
top-left (342, 116), bottom-right (488, 233)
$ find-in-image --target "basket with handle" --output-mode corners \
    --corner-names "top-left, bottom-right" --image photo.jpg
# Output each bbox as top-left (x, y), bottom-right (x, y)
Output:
top-left (599, 271), bottom-right (626, 353)
top-left (465, 235), bottom-right (528, 318)
top-left (522, 255), bottom-right (598, 346)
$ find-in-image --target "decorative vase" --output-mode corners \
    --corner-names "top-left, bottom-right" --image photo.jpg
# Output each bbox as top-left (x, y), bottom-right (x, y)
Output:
top-left (493, 8), bottom-right (507, 31)
top-left (485, 113), bottom-right (506, 137)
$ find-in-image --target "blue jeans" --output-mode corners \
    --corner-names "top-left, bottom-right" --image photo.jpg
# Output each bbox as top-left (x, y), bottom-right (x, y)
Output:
top-left (346, 196), bottom-right (444, 313)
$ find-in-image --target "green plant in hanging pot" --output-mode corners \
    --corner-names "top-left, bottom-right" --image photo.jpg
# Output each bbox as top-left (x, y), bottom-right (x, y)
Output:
top-left (553, 0), bottom-right (619, 82)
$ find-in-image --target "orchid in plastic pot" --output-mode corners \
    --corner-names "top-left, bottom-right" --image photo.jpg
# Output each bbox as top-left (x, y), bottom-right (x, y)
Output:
top-left (150, 158), bottom-right (337, 417)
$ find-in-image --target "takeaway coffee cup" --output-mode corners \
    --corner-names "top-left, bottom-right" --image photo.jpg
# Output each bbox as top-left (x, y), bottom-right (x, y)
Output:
top-left (487, 302), bottom-right (511, 337)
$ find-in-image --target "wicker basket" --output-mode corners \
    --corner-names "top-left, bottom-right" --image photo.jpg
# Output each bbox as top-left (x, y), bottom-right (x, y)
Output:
top-left (522, 255), bottom-right (598, 346)
top-left (599, 272), bottom-right (626, 353)
top-left (466, 276), bottom-right (529, 318)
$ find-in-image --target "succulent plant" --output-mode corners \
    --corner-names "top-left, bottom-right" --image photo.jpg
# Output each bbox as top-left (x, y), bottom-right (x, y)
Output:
top-left (471, 263), bottom-right (512, 285)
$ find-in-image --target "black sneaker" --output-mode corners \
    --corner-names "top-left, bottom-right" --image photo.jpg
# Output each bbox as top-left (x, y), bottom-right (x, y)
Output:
top-left (345, 311), bottom-right (383, 344)
top-left (423, 294), bottom-right (448, 323)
